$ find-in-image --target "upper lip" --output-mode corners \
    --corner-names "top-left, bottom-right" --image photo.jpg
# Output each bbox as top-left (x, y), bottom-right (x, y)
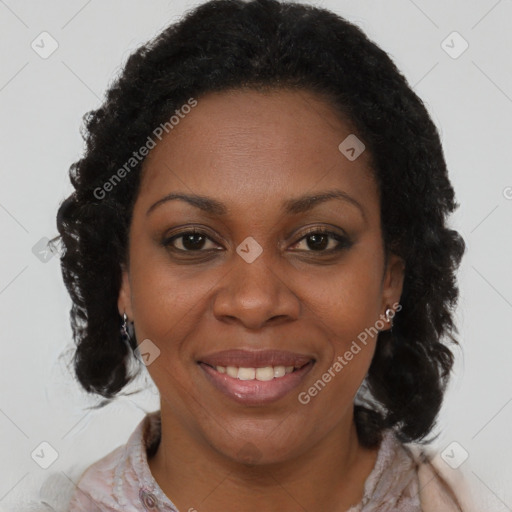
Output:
top-left (198, 349), bottom-right (315, 369)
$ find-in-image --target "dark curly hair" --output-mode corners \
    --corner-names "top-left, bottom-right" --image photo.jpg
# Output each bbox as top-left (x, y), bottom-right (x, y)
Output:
top-left (52, 0), bottom-right (466, 449)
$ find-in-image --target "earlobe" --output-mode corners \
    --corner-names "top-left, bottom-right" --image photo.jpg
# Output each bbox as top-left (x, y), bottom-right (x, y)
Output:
top-left (378, 254), bottom-right (405, 331)
top-left (391, 254), bottom-right (405, 293)
top-left (382, 253), bottom-right (405, 309)
top-left (117, 265), bottom-right (133, 319)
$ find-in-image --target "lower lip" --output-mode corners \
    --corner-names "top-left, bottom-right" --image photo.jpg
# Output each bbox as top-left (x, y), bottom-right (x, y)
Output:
top-left (199, 361), bottom-right (315, 406)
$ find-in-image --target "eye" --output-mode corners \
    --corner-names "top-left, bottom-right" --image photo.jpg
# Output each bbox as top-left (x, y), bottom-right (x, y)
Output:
top-left (163, 229), bottom-right (221, 252)
top-left (162, 227), bottom-right (352, 254)
top-left (291, 227), bottom-right (352, 253)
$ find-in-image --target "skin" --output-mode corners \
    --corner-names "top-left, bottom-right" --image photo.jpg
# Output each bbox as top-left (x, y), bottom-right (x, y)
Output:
top-left (118, 88), bottom-right (405, 512)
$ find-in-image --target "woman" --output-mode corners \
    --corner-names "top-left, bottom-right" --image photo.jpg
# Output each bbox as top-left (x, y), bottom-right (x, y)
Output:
top-left (49, 0), bottom-right (479, 510)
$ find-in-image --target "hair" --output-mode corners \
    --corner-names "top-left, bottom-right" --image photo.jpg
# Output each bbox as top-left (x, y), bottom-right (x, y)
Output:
top-left (53, 0), bottom-right (466, 448)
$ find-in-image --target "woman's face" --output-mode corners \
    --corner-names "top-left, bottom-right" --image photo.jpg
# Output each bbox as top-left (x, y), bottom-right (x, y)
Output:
top-left (119, 88), bottom-right (404, 464)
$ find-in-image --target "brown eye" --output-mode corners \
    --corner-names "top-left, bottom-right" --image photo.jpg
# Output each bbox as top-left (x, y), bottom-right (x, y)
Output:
top-left (163, 230), bottom-right (220, 252)
top-left (292, 228), bottom-right (352, 253)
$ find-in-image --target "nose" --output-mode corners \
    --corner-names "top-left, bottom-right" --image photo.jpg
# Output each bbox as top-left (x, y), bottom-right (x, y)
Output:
top-left (212, 246), bottom-right (300, 330)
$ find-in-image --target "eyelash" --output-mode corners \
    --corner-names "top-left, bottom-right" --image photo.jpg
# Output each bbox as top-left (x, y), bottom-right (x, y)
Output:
top-left (162, 227), bottom-right (352, 255)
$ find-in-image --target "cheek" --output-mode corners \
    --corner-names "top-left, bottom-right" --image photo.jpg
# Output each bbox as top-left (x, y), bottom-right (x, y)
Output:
top-left (127, 258), bottom-right (225, 392)
top-left (131, 276), bottom-right (204, 349)
top-left (127, 238), bottom-right (209, 337)
top-left (304, 257), bottom-right (383, 344)
top-left (127, 263), bottom-right (207, 411)
top-left (297, 273), bottom-right (380, 425)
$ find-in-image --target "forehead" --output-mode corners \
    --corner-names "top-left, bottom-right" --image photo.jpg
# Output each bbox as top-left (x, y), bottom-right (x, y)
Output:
top-left (137, 88), bottom-right (378, 217)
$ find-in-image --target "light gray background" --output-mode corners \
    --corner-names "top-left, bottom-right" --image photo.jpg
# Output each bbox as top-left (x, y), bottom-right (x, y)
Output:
top-left (1, 0), bottom-right (511, 509)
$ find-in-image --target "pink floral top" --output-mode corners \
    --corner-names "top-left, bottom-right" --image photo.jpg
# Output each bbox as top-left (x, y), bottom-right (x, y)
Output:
top-left (67, 410), bottom-right (468, 512)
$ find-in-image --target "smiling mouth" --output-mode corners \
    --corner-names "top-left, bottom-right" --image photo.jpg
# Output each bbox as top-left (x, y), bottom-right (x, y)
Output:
top-left (198, 359), bottom-right (316, 405)
top-left (199, 361), bottom-right (312, 381)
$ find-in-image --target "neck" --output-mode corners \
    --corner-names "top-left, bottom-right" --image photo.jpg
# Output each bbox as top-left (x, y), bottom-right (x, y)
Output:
top-left (148, 403), bottom-right (380, 512)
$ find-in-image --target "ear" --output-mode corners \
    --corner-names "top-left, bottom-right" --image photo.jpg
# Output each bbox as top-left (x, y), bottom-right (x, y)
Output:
top-left (118, 263), bottom-right (133, 320)
top-left (380, 252), bottom-right (405, 314)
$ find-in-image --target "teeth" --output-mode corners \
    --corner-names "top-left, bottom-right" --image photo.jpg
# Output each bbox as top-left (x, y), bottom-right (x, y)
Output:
top-left (216, 365), bottom-right (297, 381)
top-left (226, 366), bottom-right (238, 378)
top-left (238, 367), bottom-right (255, 380)
top-left (274, 366), bottom-right (285, 378)
top-left (256, 367), bottom-right (274, 381)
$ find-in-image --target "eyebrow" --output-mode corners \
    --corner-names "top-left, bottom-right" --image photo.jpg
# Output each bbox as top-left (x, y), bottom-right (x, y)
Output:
top-left (146, 189), bottom-right (366, 221)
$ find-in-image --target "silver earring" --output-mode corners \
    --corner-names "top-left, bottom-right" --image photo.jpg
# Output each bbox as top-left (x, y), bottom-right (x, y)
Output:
top-left (385, 306), bottom-right (398, 331)
top-left (121, 312), bottom-right (133, 343)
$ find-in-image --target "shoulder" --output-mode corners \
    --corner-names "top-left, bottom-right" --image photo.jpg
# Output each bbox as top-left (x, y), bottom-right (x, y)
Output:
top-left (403, 439), bottom-right (486, 512)
top-left (66, 443), bottom-right (128, 511)
top-left (8, 463), bottom-right (90, 512)
top-left (67, 411), bottom-right (161, 511)
top-left (15, 445), bottom-right (128, 512)
top-left (18, 411), bottom-right (160, 512)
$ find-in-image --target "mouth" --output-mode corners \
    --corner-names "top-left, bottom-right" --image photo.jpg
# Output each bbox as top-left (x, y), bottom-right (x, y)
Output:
top-left (197, 350), bottom-right (315, 405)
top-left (199, 361), bottom-right (311, 380)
